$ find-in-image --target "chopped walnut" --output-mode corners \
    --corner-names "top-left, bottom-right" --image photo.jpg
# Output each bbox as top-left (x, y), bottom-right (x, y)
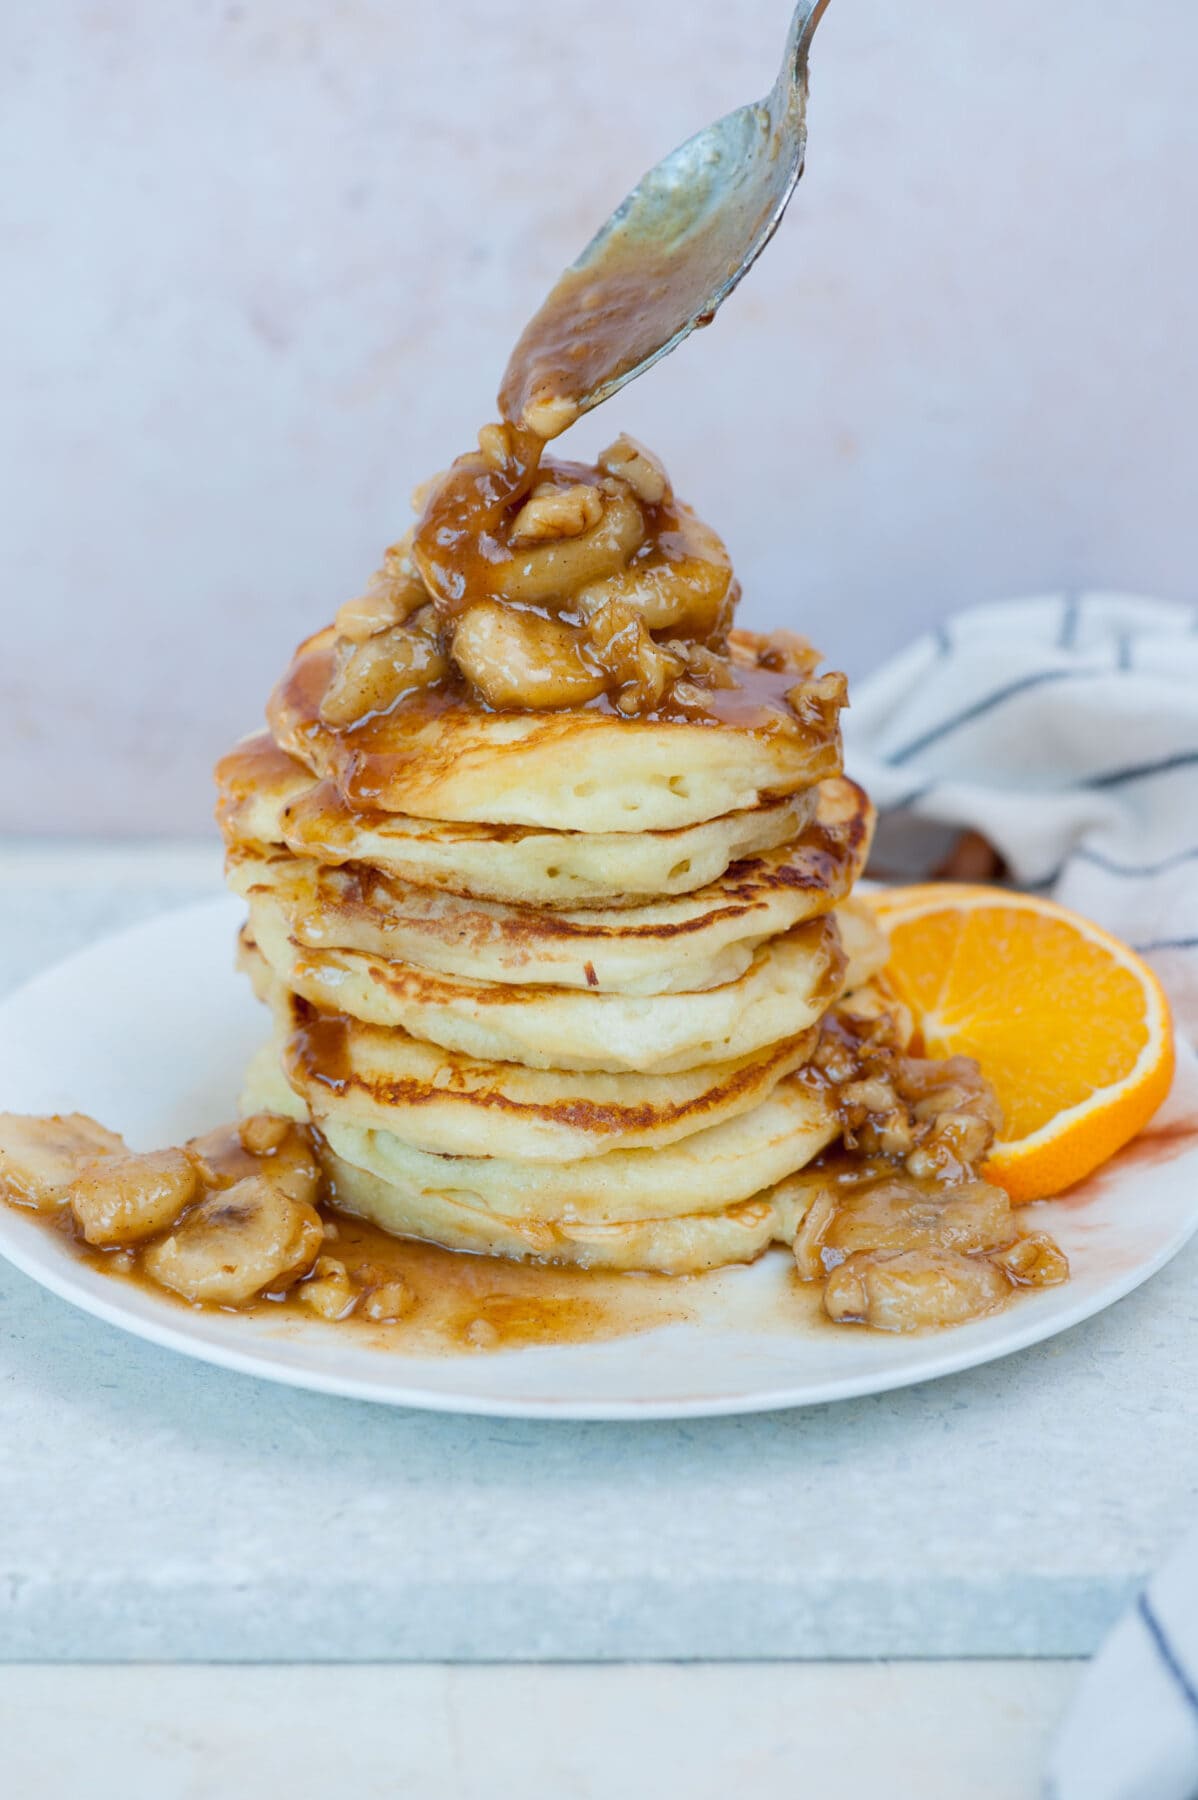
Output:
top-left (669, 680), bottom-right (713, 712)
top-left (521, 392), bottom-right (579, 440)
top-left (477, 422), bottom-right (516, 472)
top-left (465, 1316), bottom-right (501, 1350)
top-left (791, 995), bottom-right (1068, 1331)
top-left (238, 1112), bottom-right (291, 1155)
top-left (587, 598), bottom-right (684, 714)
top-left (362, 1277), bottom-right (416, 1322)
top-left (810, 1034), bottom-right (861, 1086)
top-left (905, 1111), bottom-right (994, 1181)
top-left (991, 1232), bottom-right (1070, 1286)
top-left (668, 642), bottom-right (739, 689)
top-left (754, 630), bottom-right (821, 676)
top-left (510, 481), bottom-right (604, 544)
top-left (839, 1076), bottom-right (899, 1114)
top-left (874, 1110), bottom-right (916, 1157)
top-left (828, 1017), bottom-right (1002, 1177)
top-left (299, 1255), bottom-right (358, 1320)
top-left (787, 669), bottom-right (849, 729)
top-left (599, 434), bottom-right (669, 506)
top-left (901, 1060), bottom-right (1004, 1179)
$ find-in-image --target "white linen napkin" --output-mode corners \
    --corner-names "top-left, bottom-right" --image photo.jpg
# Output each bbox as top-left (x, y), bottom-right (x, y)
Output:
top-left (1046, 1527), bottom-right (1198, 1800)
top-left (842, 592), bottom-right (1198, 1040)
top-left (841, 591), bottom-right (1198, 1800)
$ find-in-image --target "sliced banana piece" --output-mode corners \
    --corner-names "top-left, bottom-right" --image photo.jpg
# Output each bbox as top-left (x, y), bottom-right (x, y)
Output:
top-left (70, 1148), bottom-right (199, 1247)
top-left (143, 1174), bottom-right (322, 1305)
top-left (0, 1111), bottom-right (127, 1211)
top-left (823, 1248), bottom-right (1011, 1331)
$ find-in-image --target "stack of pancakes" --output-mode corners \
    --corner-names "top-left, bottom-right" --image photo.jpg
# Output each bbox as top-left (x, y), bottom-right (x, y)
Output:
top-left (216, 624), bottom-right (884, 1273)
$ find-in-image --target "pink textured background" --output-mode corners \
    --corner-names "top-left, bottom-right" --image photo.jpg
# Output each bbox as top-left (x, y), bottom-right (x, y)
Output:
top-left (4, 0), bottom-right (1195, 833)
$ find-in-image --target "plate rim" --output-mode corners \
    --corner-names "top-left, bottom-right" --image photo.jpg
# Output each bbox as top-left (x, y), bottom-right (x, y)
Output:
top-left (0, 893), bottom-right (1195, 1422)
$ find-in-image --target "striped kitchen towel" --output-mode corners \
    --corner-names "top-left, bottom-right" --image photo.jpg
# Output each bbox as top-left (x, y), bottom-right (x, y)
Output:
top-left (843, 591), bottom-right (1198, 1800)
top-left (842, 592), bottom-right (1198, 1040)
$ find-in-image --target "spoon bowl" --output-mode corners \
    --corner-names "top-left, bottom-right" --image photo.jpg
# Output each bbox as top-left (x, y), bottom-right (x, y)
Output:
top-left (499, 0), bottom-right (831, 436)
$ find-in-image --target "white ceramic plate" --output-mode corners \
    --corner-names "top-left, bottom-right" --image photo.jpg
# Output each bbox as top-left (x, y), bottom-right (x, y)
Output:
top-left (1, 896), bottom-right (1195, 1420)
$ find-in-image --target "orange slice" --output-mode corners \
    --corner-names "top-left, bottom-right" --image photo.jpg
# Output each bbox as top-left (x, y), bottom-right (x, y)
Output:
top-left (867, 883), bottom-right (1175, 1203)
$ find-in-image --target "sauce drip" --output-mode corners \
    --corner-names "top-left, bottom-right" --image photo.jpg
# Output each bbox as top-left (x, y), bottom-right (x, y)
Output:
top-left (263, 631), bottom-right (840, 829)
top-left (499, 255), bottom-right (682, 437)
top-left (312, 411), bottom-right (842, 726)
top-left (410, 427), bottom-right (545, 620)
top-left (74, 1200), bottom-right (698, 1356)
top-left (0, 981), bottom-right (1069, 1352)
top-left (495, 165), bottom-right (783, 439)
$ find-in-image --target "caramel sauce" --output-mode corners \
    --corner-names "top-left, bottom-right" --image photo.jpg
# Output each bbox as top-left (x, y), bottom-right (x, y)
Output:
top-left (328, 914), bottom-right (843, 1013)
top-left (287, 1003), bottom-right (354, 1094)
top-left (0, 1120), bottom-right (693, 1355)
top-left (281, 777), bottom-right (555, 859)
top-left (277, 800), bottom-right (865, 945)
top-left (215, 730), bottom-right (299, 796)
top-left (14, 92), bottom-right (1076, 1358)
top-left (58, 1187), bottom-right (695, 1355)
top-left (214, 733), bottom-right (305, 835)
top-left (263, 627), bottom-right (840, 819)
top-left (413, 444), bottom-right (731, 636)
top-left (22, 1147), bottom-right (1035, 1355)
top-left (283, 777), bottom-right (391, 859)
top-left (410, 425), bottom-right (544, 621)
top-left (274, 626), bottom-right (805, 745)
top-left (303, 408), bottom-right (837, 731)
top-left (498, 234), bottom-right (735, 437)
top-left (2, 997), bottom-right (1069, 1351)
top-left (282, 991), bottom-right (823, 1140)
top-left (290, 1212), bottom-right (694, 1353)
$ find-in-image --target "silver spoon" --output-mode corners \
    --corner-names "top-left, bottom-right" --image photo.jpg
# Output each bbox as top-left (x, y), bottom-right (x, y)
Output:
top-left (499, 0), bottom-right (831, 438)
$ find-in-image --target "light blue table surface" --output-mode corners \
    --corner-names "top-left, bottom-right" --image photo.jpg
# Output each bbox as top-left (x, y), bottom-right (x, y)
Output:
top-left (0, 844), bottom-right (1195, 1661)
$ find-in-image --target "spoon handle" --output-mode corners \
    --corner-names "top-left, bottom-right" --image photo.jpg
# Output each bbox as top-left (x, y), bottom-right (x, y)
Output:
top-left (775, 0), bottom-right (832, 107)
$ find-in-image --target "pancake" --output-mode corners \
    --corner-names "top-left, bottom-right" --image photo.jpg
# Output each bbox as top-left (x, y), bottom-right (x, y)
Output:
top-left (322, 1146), bottom-right (819, 1273)
top-left (267, 626), bottom-right (844, 832)
top-left (242, 904), bottom-right (847, 1073)
top-left (241, 899), bottom-right (889, 1073)
top-left (260, 963), bottom-right (821, 1162)
top-left (243, 1042), bottom-right (839, 1223)
top-left (216, 733), bottom-right (818, 910)
top-left (226, 776), bottom-right (874, 997)
top-left (210, 414), bottom-right (890, 1281)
